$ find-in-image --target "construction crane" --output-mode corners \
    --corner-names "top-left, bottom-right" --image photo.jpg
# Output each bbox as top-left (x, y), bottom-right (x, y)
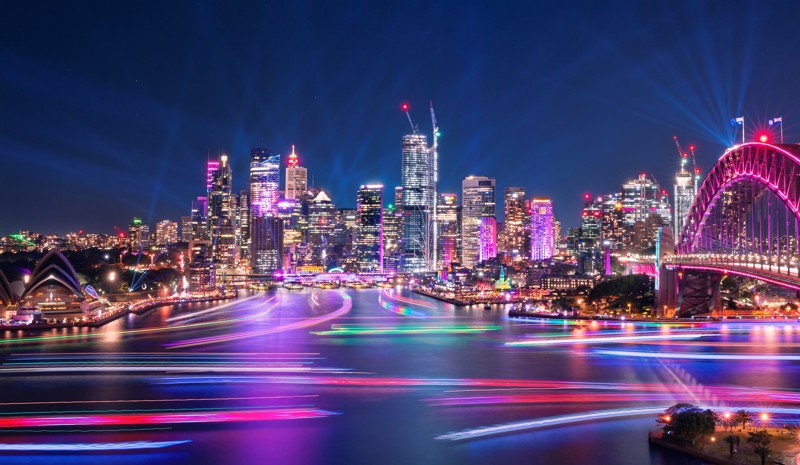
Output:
top-left (429, 101), bottom-right (439, 272)
top-left (401, 103), bottom-right (416, 132)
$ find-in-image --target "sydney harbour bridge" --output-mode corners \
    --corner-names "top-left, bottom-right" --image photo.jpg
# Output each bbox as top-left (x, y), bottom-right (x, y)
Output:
top-left (659, 142), bottom-right (800, 316)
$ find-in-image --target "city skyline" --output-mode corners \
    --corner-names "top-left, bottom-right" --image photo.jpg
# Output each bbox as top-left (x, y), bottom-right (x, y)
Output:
top-left (3, 2), bottom-right (799, 235)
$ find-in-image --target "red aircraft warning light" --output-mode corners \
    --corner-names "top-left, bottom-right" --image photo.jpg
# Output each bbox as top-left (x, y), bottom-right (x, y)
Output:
top-left (401, 103), bottom-right (409, 112)
top-left (583, 193), bottom-right (590, 200)
top-left (758, 133), bottom-right (769, 143)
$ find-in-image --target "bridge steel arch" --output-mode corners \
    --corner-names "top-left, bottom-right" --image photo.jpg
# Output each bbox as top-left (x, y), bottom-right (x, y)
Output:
top-left (678, 142), bottom-right (800, 253)
top-left (667, 142), bottom-right (800, 316)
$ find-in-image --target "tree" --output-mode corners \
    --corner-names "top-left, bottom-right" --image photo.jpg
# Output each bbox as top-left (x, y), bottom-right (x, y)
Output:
top-left (723, 434), bottom-right (736, 459)
top-left (747, 429), bottom-right (772, 465)
top-left (658, 403), bottom-right (716, 446)
top-left (734, 409), bottom-right (753, 430)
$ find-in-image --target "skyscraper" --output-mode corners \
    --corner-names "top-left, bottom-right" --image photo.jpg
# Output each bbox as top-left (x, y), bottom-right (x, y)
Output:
top-left (191, 196), bottom-right (208, 240)
top-left (382, 204), bottom-right (402, 273)
top-left (155, 220), bottom-right (178, 246)
top-left (356, 185), bottom-right (384, 272)
top-left (401, 133), bottom-right (434, 273)
top-left (128, 217), bottom-right (149, 249)
top-left (501, 187), bottom-right (526, 255)
top-left (530, 198), bottom-right (554, 261)
top-left (236, 190), bottom-right (250, 263)
top-left (622, 173), bottom-right (672, 226)
top-left (479, 216), bottom-right (497, 262)
top-left (461, 176), bottom-right (496, 268)
top-left (208, 154), bottom-right (236, 267)
top-left (250, 216), bottom-right (283, 273)
top-left (307, 190), bottom-right (337, 267)
top-left (180, 215), bottom-right (193, 242)
top-left (436, 193), bottom-right (459, 269)
top-left (285, 145), bottom-right (308, 200)
top-left (250, 149), bottom-right (280, 218)
top-left (673, 166), bottom-right (695, 237)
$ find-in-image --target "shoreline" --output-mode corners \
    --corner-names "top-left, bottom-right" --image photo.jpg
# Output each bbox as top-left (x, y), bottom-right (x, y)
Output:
top-left (0, 293), bottom-right (237, 332)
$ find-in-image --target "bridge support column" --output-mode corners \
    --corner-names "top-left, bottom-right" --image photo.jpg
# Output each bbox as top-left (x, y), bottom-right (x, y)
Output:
top-left (656, 266), bottom-right (677, 317)
top-left (676, 271), bottom-right (722, 317)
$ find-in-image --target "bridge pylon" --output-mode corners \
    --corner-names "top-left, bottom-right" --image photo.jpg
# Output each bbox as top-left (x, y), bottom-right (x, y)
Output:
top-left (676, 270), bottom-right (722, 317)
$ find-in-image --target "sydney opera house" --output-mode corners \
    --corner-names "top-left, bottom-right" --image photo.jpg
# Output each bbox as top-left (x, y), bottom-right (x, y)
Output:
top-left (0, 250), bottom-right (104, 323)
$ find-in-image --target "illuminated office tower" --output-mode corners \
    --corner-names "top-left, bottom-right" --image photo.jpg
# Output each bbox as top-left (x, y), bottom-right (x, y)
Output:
top-left (579, 195), bottom-right (603, 274)
top-left (191, 196), bottom-right (208, 240)
top-left (355, 185), bottom-right (384, 273)
top-left (128, 217), bottom-right (149, 249)
top-left (436, 193), bottom-right (459, 268)
top-left (479, 216), bottom-right (497, 262)
top-left (276, 199), bottom-right (304, 270)
top-left (155, 220), bottom-right (178, 246)
top-left (674, 166), bottom-right (695, 237)
top-left (180, 216), bottom-right (193, 242)
top-left (250, 148), bottom-right (280, 218)
top-left (530, 198), bottom-right (554, 260)
top-left (285, 145), bottom-right (308, 200)
top-left (382, 204), bottom-right (402, 272)
top-left (307, 191), bottom-right (337, 267)
top-left (461, 176), bottom-right (495, 268)
top-left (622, 173), bottom-right (672, 226)
top-left (401, 133), bottom-right (434, 273)
top-left (500, 187), bottom-right (526, 255)
top-left (208, 154), bottom-right (237, 267)
top-left (237, 190), bottom-right (250, 263)
top-left (250, 216), bottom-right (283, 273)
top-left (188, 238), bottom-right (215, 292)
top-left (206, 160), bottom-right (219, 192)
top-left (600, 193), bottom-right (625, 250)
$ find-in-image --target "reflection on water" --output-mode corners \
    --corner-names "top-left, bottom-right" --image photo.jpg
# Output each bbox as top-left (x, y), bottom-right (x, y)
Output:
top-left (0, 288), bottom-right (797, 464)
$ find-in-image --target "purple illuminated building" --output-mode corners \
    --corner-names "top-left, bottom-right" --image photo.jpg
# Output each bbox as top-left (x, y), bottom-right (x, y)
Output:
top-left (478, 216), bottom-right (497, 262)
top-left (530, 198), bottom-right (554, 260)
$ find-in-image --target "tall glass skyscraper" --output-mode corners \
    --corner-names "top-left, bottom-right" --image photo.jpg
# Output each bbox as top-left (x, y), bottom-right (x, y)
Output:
top-left (436, 193), bottom-right (459, 269)
top-left (401, 133), bottom-right (434, 273)
top-left (501, 187), bottom-right (526, 255)
top-left (356, 184), bottom-right (384, 272)
top-left (673, 168), bottom-right (695, 237)
top-left (479, 216), bottom-right (497, 262)
top-left (250, 148), bottom-right (280, 218)
top-left (461, 176), bottom-right (495, 268)
top-left (208, 154), bottom-right (237, 267)
top-left (285, 145), bottom-right (308, 200)
top-left (530, 198), bottom-right (554, 261)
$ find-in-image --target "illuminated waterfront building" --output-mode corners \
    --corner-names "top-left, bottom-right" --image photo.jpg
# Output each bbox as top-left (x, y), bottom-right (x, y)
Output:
top-left (208, 154), bottom-right (237, 267)
top-left (276, 199), bottom-right (304, 270)
top-left (501, 187), bottom-right (526, 256)
top-left (355, 185), bottom-right (384, 272)
top-left (401, 133), bottom-right (434, 273)
top-left (285, 145), bottom-right (307, 200)
top-left (189, 238), bottom-right (215, 292)
top-left (307, 190), bottom-right (337, 267)
top-left (530, 198), bottom-right (554, 261)
top-left (155, 220), bottom-right (178, 246)
top-left (461, 176), bottom-right (495, 268)
top-left (479, 216), bottom-right (497, 262)
top-left (382, 204), bottom-right (402, 272)
top-left (579, 195), bottom-right (603, 274)
top-left (436, 193), bottom-right (459, 268)
top-left (250, 148), bottom-right (280, 218)
top-left (250, 216), bottom-right (283, 273)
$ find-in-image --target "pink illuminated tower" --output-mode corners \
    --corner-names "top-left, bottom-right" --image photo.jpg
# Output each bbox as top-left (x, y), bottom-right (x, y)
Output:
top-left (479, 216), bottom-right (497, 262)
top-left (530, 198), bottom-right (554, 260)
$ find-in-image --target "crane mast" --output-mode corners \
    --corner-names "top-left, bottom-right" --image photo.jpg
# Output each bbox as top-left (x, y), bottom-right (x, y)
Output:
top-left (430, 101), bottom-right (439, 272)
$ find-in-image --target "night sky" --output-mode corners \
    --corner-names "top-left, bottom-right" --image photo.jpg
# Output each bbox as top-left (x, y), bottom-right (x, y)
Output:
top-left (2, 1), bottom-right (799, 235)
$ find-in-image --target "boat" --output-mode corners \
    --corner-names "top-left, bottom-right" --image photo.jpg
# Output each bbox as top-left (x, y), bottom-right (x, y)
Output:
top-left (484, 304), bottom-right (491, 311)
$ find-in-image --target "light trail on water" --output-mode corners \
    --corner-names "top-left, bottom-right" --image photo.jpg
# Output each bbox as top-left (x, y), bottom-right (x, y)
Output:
top-left (164, 293), bottom-right (352, 348)
top-left (505, 333), bottom-right (713, 346)
top-left (313, 324), bottom-right (500, 336)
top-left (0, 440), bottom-right (192, 451)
